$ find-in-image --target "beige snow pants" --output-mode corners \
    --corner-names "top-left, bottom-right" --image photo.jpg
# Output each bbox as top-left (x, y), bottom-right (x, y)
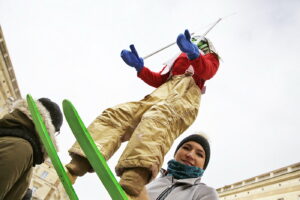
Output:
top-left (69, 74), bottom-right (201, 180)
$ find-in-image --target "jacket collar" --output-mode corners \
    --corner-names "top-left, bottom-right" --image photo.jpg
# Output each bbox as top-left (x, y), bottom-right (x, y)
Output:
top-left (173, 176), bottom-right (202, 185)
top-left (11, 99), bottom-right (59, 159)
top-left (160, 168), bottom-right (202, 186)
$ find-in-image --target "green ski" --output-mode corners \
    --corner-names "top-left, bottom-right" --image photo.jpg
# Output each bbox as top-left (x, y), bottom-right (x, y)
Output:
top-left (26, 94), bottom-right (79, 200)
top-left (62, 99), bottom-right (129, 200)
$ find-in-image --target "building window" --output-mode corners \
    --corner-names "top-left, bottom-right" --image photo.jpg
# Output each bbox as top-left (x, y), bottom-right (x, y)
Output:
top-left (32, 186), bottom-right (38, 194)
top-left (40, 171), bottom-right (48, 179)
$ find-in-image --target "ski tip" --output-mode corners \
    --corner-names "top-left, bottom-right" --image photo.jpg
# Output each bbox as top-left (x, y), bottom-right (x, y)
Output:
top-left (62, 99), bottom-right (78, 117)
top-left (62, 99), bottom-right (73, 114)
top-left (26, 94), bottom-right (33, 100)
top-left (62, 99), bottom-right (72, 107)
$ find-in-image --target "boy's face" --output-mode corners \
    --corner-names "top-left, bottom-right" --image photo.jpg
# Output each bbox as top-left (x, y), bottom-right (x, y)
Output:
top-left (174, 141), bottom-right (206, 169)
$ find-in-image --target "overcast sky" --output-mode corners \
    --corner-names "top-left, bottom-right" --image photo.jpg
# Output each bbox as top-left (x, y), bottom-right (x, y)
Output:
top-left (1, 0), bottom-right (300, 199)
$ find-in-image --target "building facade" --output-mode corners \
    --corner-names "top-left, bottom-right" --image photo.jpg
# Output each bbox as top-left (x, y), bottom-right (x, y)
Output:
top-left (217, 162), bottom-right (300, 200)
top-left (0, 26), bottom-right (21, 118)
top-left (29, 160), bottom-right (68, 200)
top-left (0, 26), bottom-right (67, 199)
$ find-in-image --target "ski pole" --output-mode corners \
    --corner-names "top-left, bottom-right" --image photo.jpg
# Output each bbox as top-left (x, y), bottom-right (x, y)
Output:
top-left (143, 18), bottom-right (222, 60)
top-left (202, 18), bottom-right (221, 37)
top-left (143, 19), bottom-right (221, 60)
top-left (143, 13), bottom-right (235, 60)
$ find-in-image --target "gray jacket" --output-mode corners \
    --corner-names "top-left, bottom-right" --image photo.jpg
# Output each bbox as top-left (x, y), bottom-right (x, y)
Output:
top-left (146, 174), bottom-right (219, 200)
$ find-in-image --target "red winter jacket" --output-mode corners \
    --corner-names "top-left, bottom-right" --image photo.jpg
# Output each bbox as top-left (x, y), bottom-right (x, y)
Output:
top-left (138, 53), bottom-right (219, 90)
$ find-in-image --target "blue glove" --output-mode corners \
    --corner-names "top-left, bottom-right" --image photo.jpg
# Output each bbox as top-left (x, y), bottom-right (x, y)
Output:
top-left (121, 44), bottom-right (144, 72)
top-left (176, 29), bottom-right (200, 60)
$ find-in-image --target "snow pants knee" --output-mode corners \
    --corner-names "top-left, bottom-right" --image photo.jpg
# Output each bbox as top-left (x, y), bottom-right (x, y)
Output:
top-left (69, 75), bottom-right (201, 180)
top-left (0, 136), bottom-right (33, 200)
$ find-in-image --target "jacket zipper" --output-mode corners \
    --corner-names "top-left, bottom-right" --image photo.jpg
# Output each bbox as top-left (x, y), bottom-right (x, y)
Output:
top-left (156, 184), bottom-right (176, 200)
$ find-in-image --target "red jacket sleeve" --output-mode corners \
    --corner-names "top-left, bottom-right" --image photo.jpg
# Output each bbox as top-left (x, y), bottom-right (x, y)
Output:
top-left (137, 66), bottom-right (170, 88)
top-left (189, 53), bottom-right (219, 80)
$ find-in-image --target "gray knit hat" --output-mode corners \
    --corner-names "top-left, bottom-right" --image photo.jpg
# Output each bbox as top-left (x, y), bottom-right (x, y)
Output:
top-left (174, 134), bottom-right (210, 169)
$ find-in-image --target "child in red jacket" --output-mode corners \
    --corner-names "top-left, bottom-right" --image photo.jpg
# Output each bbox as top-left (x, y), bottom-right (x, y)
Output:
top-left (66, 29), bottom-right (219, 199)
